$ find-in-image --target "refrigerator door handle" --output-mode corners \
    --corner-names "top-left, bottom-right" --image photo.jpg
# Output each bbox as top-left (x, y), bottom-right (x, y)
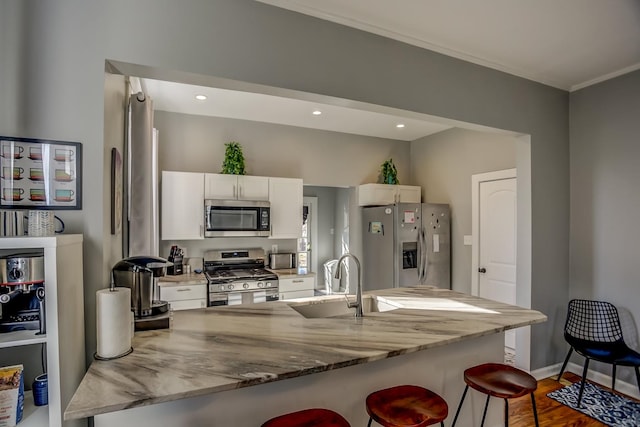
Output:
top-left (418, 227), bottom-right (427, 284)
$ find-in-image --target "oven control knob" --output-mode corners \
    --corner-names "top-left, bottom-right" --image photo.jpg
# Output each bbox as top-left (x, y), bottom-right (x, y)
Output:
top-left (265, 282), bottom-right (271, 288)
top-left (228, 284), bottom-right (234, 291)
top-left (243, 283), bottom-right (249, 289)
top-left (257, 282), bottom-right (264, 288)
top-left (218, 285), bottom-right (225, 292)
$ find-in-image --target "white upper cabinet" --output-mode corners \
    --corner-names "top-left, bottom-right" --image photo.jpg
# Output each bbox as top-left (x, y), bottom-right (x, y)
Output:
top-left (269, 177), bottom-right (303, 239)
top-left (358, 183), bottom-right (421, 206)
top-left (162, 171), bottom-right (205, 240)
top-left (204, 173), bottom-right (269, 201)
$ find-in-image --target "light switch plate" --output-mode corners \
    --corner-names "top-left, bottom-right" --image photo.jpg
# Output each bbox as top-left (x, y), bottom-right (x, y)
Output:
top-left (464, 235), bottom-right (472, 246)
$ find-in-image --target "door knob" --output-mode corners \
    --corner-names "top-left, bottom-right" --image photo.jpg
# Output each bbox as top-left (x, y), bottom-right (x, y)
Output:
top-left (478, 267), bottom-right (487, 273)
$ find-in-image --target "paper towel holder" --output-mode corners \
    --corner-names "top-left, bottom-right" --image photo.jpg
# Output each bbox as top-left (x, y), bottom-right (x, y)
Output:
top-left (94, 347), bottom-right (133, 361)
top-left (94, 286), bottom-right (134, 361)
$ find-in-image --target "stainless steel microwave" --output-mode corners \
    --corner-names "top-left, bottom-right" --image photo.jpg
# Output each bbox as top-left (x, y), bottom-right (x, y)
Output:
top-left (204, 200), bottom-right (271, 237)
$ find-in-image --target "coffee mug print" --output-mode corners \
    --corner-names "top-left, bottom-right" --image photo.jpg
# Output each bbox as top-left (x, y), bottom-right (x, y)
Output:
top-left (1, 145), bottom-right (24, 159)
top-left (30, 188), bottom-right (46, 202)
top-left (54, 169), bottom-right (74, 182)
top-left (2, 167), bottom-right (24, 180)
top-left (29, 168), bottom-right (45, 181)
top-left (29, 147), bottom-right (43, 161)
top-left (54, 149), bottom-right (74, 162)
top-left (54, 189), bottom-right (74, 202)
top-left (2, 188), bottom-right (24, 201)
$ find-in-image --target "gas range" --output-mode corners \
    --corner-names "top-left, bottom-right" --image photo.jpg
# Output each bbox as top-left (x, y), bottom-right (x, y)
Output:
top-left (204, 249), bottom-right (279, 306)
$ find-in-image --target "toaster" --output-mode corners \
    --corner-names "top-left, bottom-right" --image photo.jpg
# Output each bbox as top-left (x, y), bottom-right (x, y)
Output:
top-left (269, 253), bottom-right (296, 270)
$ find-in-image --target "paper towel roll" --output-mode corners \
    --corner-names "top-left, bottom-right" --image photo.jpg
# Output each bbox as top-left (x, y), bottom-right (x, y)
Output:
top-left (96, 287), bottom-right (133, 359)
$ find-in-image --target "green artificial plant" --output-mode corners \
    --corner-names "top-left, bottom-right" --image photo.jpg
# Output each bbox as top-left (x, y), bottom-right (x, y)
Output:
top-left (379, 158), bottom-right (399, 184)
top-left (221, 141), bottom-right (246, 175)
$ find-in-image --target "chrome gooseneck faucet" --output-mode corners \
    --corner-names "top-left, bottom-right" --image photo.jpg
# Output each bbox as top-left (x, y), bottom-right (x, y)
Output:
top-left (334, 253), bottom-right (363, 318)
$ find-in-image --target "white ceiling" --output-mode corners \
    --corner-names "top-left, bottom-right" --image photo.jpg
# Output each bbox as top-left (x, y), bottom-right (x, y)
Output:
top-left (142, 1), bottom-right (640, 140)
top-left (141, 79), bottom-right (453, 141)
top-left (258, 0), bottom-right (640, 91)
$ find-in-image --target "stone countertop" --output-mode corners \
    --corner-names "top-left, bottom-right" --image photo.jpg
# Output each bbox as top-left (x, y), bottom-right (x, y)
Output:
top-left (65, 286), bottom-right (546, 420)
top-left (269, 269), bottom-right (316, 279)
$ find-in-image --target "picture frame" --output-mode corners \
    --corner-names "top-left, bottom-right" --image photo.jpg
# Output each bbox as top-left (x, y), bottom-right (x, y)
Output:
top-left (0, 136), bottom-right (82, 210)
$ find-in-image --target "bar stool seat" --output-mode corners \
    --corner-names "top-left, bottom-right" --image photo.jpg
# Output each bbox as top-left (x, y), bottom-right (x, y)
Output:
top-left (366, 385), bottom-right (448, 427)
top-left (261, 408), bottom-right (351, 427)
top-left (451, 363), bottom-right (539, 427)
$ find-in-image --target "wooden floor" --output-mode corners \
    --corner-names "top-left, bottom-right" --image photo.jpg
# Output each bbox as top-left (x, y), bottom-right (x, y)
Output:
top-left (507, 372), bottom-right (639, 426)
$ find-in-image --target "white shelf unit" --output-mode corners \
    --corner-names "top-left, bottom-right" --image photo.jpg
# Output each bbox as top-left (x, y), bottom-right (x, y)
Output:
top-left (0, 235), bottom-right (85, 427)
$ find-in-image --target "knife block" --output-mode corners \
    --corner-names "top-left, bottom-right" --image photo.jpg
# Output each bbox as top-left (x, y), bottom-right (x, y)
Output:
top-left (167, 255), bottom-right (183, 275)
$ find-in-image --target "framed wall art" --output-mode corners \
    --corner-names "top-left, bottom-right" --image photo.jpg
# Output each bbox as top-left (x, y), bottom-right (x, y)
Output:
top-left (0, 136), bottom-right (82, 210)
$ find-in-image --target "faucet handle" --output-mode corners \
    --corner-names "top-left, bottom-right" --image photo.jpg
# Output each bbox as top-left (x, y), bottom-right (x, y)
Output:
top-left (343, 294), bottom-right (358, 308)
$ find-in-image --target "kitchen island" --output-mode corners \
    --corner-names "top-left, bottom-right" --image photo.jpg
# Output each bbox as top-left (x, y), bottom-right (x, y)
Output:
top-left (65, 286), bottom-right (546, 426)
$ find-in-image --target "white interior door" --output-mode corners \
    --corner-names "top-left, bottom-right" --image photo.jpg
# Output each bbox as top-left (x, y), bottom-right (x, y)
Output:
top-left (479, 177), bottom-right (517, 349)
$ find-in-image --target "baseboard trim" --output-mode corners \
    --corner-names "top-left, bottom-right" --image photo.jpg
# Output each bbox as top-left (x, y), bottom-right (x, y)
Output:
top-left (531, 362), bottom-right (639, 400)
top-left (530, 363), bottom-right (563, 381)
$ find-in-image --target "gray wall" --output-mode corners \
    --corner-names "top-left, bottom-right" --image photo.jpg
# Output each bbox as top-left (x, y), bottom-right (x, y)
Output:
top-left (411, 128), bottom-right (517, 292)
top-left (569, 70), bottom-right (640, 383)
top-left (0, 0), bottom-right (569, 370)
top-left (155, 111), bottom-right (411, 186)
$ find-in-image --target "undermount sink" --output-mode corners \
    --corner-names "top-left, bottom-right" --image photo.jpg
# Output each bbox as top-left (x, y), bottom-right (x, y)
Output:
top-left (288, 295), bottom-right (400, 318)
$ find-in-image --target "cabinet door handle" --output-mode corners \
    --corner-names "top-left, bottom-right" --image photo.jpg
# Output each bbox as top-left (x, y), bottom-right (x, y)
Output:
top-left (292, 279), bottom-right (303, 283)
top-left (233, 185), bottom-right (237, 198)
top-left (177, 288), bottom-right (192, 292)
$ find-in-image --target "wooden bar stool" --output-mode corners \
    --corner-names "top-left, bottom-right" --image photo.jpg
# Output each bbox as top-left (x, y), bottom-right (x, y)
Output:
top-left (261, 408), bottom-right (351, 427)
top-left (451, 363), bottom-right (539, 427)
top-left (365, 385), bottom-right (448, 427)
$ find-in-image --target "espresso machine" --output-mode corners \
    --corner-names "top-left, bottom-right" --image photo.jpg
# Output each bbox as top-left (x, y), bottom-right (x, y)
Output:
top-left (112, 256), bottom-right (172, 331)
top-left (0, 253), bottom-right (46, 334)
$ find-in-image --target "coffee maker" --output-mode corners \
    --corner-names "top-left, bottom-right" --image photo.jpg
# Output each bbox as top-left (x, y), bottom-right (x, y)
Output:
top-left (0, 253), bottom-right (46, 334)
top-left (111, 256), bottom-right (172, 331)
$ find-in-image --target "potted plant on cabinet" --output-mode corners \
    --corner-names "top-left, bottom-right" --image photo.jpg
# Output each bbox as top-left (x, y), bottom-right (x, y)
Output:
top-left (221, 141), bottom-right (246, 175)
top-left (379, 158), bottom-right (399, 184)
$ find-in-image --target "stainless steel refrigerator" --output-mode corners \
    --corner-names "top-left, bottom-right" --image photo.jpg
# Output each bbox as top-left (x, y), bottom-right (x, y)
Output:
top-left (362, 203), bottom-right (450, 290)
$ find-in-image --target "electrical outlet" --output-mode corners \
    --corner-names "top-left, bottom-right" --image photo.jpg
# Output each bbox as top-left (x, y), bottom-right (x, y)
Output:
top-left (271, 244), bottom-right (278, 254)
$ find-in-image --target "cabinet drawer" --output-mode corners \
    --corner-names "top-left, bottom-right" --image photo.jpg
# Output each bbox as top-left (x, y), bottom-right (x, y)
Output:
top-left (169, 299), bottom-right (207, 311)
top-left (279, 277), bottom-right (314, 293)
top-left (281, 289), bottom-right (314, 300)
top-left (160, 284), bottom-right (206, 302)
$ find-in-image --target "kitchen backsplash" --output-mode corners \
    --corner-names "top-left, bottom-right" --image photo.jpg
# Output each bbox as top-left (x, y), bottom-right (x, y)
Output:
top-left (159, 238), bottom-right (297, 262)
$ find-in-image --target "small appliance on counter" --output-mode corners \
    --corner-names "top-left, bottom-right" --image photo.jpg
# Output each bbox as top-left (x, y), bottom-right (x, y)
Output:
top-left (269, 252), bottom-right (296, 270)
top-left (111, 256), bottom-right (173, 331)
top-left (0, 252), bottom-right (46, 334)
top-left (167, 245), bottom-right (184, 275)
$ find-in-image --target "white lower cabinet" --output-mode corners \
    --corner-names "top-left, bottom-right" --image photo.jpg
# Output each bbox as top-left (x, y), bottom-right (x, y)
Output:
top-left (0, 235), bottom-right (85, 427)
top-left (159, 284), bottom-right (207, 311)
top-left (279, 277), bottom-right (314, 300)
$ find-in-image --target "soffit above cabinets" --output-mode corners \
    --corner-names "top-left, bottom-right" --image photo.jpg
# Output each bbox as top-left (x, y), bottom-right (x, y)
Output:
top-left (141, 78), bottom-right (452, 141)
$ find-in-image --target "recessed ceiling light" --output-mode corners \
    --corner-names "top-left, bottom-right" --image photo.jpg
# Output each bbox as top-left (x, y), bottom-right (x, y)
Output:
top-left (312, 110), bottom-right (322, 116)
top-left (396, 123), bottom-right (405, 128)
top-left (195, 94), bottom-right (207, 101)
